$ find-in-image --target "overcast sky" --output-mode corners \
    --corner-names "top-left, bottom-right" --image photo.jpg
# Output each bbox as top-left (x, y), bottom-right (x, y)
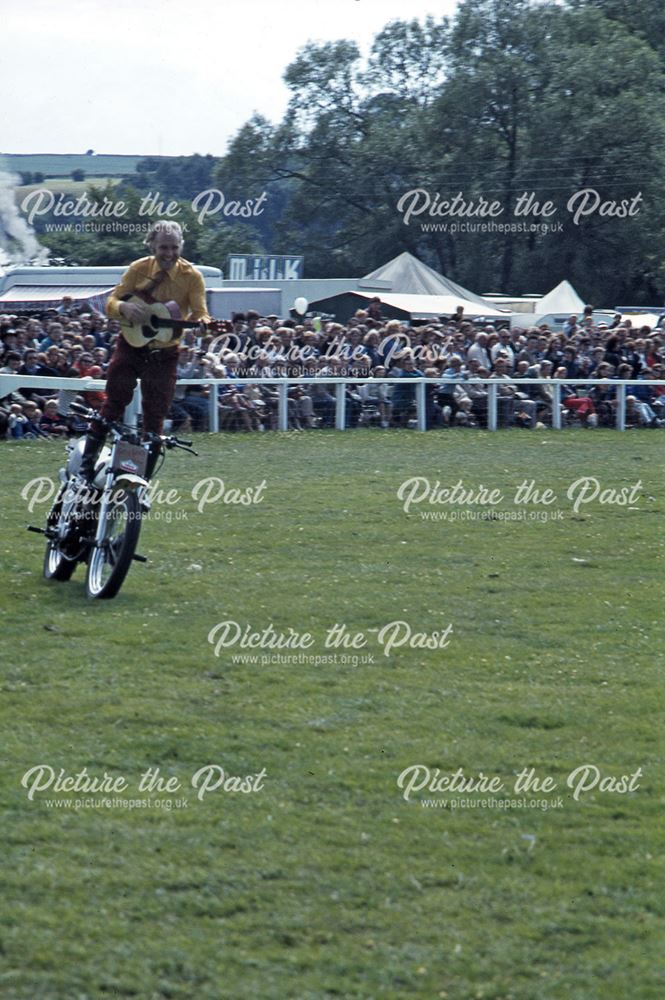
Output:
top-left (2, 0), bottom-right (458, 157)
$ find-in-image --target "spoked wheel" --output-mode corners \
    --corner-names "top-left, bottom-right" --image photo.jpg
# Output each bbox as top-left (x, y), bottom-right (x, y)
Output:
top-left (43, 487), bottom-right (78, 582)
top-left (85, 491), bottom-right (142, 599)
top-left (44, 538), bottom-right (78, 581)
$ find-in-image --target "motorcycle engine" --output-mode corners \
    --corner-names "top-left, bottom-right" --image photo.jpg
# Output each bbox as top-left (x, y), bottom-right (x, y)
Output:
top-left (66, 438), bottom-right (111, 487)
top-left (66, 438), bottom-right (86, 477)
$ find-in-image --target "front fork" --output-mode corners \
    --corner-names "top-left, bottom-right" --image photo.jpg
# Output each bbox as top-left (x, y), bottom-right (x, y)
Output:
top-left (91, 435), bottom-right (158, 550)
top-left (92, 471), bottom-right (116, 550)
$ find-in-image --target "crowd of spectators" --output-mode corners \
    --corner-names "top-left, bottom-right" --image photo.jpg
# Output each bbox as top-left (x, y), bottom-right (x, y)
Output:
top-left (2, 297), bottom-right (665, 439)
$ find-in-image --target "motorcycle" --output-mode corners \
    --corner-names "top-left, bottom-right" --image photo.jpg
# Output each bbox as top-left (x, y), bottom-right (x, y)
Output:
top-left (28, 402), bottom-right (197, 599)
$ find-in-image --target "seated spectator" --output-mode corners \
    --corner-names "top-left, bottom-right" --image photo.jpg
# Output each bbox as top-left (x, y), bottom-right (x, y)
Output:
top-left (435, 355), bottom-right (468, 424)
top-left (0, 352), bottom-right (33, 407)
top-left (39, 400), bottom-right (69, 437)
top-left (80, 366), bottom-right (106, 411)
top-left (177, 348), bottom-right (210, 431)
top-left (391, 355), bottom-right (424, 426)
top-left (0, 351), bottom-right (22, 375)
top-left (6, 403), bottom-right (30, 439)
top-left (17, 348), bottom-right (44, 399)
top-left (554, 366), bottom-right (597, 426)
top-left (35, 346), bottom-right (61, 377)
top-left (491, 357), bottom-right (536, 427)
top-left (465, 367), bottom-right (489, 425)
top-left (219, 385), bottom-right (262, 431)
top-left (603, 335), bottom-right (623, 370)
top-left (359, 365), bottom-right (392, 428)
top-left (625, 394), bottom-right (653, 428)
top-left (309, 363), bottom-right (337, 427)
top-left (343, 387), bottom-right (362, 428)
top-left (490, 330), bottom-right (515, 369)
top-left (39, 321), bottom-right (65, 351)
top-left (643, 366), bottom-right (665, 420)
top-left (93, 347), bottom-right (109, 370)
top-left (243, 383), bottom-right (271, 429)
top-left (645, 338), bottom-right (664, 368)
top-left (561, 347), bottom-right (579, 378)
top-left (546, 334), bottom-right (566, 369)
top-left (589, 364), bottom-right (617, 426)
top-left (21, 401), bottom-right (48, 437)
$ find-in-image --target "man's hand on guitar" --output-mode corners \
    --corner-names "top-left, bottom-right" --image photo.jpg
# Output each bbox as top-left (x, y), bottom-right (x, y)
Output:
top-left (119, 300), bottom-right (151, 325)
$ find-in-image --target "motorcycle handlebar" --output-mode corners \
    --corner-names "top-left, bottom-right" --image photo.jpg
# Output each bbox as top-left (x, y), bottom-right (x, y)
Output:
top-left (68, 406), bottom-right (198, 453)
top-left (164, 436), bottom-right (198, 455)
top-left (69, 401), bottom-right (96, 418)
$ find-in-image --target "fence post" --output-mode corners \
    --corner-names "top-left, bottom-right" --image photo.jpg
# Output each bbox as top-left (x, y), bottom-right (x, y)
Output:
top-left (278, 382), bottom-right (289, 431)
top-left (416, 379), bottom-right (426, 431)
top-left (616, 383), bottom-right (626, 431)
top-left (552, 383), bottom-right (561, 429)
top-left (208, 383), bottom-right (219, 433)
top-left (487, 382), bottom-right (498, 431)
top-left (335, 383), bottom-right (346, 430)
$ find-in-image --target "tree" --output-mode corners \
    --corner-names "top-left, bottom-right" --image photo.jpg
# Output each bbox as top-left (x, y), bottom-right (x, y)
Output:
top-left (196, 223), bottom-right (264, 271)
top-left (216, 33), bottom-right (448, 275)
top-left (209, 2), bottom-right (665, 301)
top-left (361, 16), bottom-right (449, 107)
top-left (129, 153), bottom-right (219, 201)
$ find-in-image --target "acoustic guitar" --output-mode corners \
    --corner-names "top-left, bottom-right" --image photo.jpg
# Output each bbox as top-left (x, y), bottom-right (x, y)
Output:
top-left (119, 295), bottom-right (229, 348)
top-left (119, 295), bottom-right (200, 348)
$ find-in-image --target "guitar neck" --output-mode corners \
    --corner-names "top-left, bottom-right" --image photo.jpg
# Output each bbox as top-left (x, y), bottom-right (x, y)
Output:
top-left (152, 316), bottom-right (224, 333)
top-left (152, 317), bottom-right (199, 331)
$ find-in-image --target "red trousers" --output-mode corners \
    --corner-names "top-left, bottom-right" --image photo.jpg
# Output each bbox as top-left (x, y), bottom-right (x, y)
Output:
top-left (564, 397), bottom-right (595, 419)
top-left (100, 338), bottom-right (178, 434)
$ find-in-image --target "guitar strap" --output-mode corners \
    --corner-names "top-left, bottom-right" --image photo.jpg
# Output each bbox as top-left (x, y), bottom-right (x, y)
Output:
top-left (122, 267), bottom-right (177, 349)
top-left (135, 266), bottom-right (170, 304)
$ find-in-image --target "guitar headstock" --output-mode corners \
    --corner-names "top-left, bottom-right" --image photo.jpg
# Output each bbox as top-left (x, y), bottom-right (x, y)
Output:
top-left (207, 319), bottom-right (233, 334)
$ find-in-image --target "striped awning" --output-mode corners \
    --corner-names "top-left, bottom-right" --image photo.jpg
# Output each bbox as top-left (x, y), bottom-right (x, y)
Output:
top-left (0, 285), bottom-right (113, 313)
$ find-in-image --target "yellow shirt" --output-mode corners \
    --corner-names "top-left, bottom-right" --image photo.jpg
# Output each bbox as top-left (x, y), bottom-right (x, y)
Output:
top-left (106, 256), bottom-right (211, 346)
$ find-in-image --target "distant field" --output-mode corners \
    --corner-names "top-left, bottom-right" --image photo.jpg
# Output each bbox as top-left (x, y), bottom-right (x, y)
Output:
top-left (15, 178), bottom-right (119, 199)
top-left (0, 154), bottom-right (152, 178)
top-left (1, 429), bottom-right (663, 999)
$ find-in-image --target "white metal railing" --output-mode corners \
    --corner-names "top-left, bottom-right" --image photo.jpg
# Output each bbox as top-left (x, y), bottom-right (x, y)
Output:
top-left (2, 374), bottom-right (664, 433)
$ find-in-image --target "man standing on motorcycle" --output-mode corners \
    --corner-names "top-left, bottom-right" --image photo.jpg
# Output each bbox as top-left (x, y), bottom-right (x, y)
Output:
top-left (79, 220), bottom-right (211, 480)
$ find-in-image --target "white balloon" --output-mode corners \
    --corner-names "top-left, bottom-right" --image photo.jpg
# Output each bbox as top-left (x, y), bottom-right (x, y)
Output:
top-left (293, 296), bottom-right (308, 315)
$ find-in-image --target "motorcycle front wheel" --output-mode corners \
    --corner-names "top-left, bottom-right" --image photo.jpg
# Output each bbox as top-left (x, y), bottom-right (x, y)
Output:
top-left (85, 491), bottom-right (142, 599)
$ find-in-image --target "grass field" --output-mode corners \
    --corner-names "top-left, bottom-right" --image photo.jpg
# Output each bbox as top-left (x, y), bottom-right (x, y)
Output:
top-left (1, 429), bottom-right (663, 1000)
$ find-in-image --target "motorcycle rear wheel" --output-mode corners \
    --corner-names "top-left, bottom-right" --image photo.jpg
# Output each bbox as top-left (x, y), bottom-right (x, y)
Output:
top-left (44, 540), bottom-right (77, 581)
top-left (85, 491), bottom-right (142, 599)
top-left (43, 487), bottom-right (78, 582)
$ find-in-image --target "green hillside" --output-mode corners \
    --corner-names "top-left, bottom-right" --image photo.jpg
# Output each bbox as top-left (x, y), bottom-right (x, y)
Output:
top-left (0, 153), bottom-right (159, 178)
